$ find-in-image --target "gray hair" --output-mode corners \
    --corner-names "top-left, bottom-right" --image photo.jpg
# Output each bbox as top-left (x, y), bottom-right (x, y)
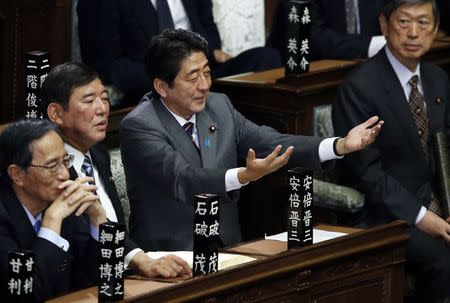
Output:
top-left (383, 0), bottom-right (439, 27)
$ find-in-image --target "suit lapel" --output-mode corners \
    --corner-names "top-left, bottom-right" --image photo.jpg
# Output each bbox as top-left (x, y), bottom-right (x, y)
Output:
top-left (196, 109), bottom-right (218, 168)
top-left (1, 183), bottom-right (37, 249)
top-left (154, 98), bottom-right (202, 166)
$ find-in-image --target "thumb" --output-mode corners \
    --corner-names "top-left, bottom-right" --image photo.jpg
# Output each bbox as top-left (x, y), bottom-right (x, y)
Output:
top-left (362, 116), bottom-right (379, 128)
top-left (246, 148), bottom-right (256, 162)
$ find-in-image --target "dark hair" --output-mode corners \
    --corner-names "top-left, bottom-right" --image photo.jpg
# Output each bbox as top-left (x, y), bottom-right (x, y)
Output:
top-left (144, 29), bottom-right (208, 96)
top-left (40, 62), bottom-right (100, 117)
top-left (0, 119), bottom-right (60, 182)
top-left (383, 0), bottom-right (439, 26)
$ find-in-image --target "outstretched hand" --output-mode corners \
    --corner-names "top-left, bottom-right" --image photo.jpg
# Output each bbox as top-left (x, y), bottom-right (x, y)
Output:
top-left (237, 145), bottom-right (294, 184)
top-left (336, 116), bottom-right (384, 155)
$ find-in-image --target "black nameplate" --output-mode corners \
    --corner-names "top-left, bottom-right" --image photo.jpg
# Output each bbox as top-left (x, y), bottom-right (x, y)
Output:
top-left (24, 51), bottom-right (49, 119)
top-left (193, 194), bottom-right (220, 276)
top-left (285, 0), bottom-right (312, 75)
top-left (98, 222), bottom-right (125, 301)
top-left (7, 250), bottom-right (34, 302)
top-left (287, 168), bottom-right (313, 249)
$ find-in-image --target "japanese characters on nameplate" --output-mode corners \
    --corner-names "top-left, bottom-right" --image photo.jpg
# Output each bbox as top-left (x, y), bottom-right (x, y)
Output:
top-left (193, 194), bottom-right (221, 277)
top-left (7, 250), bottom-right (34, 302)
top-left (285, 0), bottom-right (312, 76)
top-left (25, 51), bottom-right (49, 119)
top-left (98, 222), bottom-right (125, 301)
top-left (287, 168), bottom-right (313, 249)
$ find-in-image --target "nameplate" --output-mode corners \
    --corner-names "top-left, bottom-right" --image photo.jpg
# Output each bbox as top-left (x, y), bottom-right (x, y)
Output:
top-left (285, 0), bottom-right (312, 75)
top-left (7, 250), bottom-right (34, 301)
top-left (287, 168), bottom-right (313, 249)
top-left (98, 222), bottom-right (125, 301)
top-left (193, 194), bottom-right (220, 276)
top-left (24, 51), bottom-right (49, 119)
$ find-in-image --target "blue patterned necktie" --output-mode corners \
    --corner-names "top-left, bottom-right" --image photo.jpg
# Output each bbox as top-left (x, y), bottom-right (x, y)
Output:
top-left (82, 155), bottom-right (97, 194)
top-left (33, 219), bottom-right (41, 233)
top-left (157, 0), bottom-right (174, 32)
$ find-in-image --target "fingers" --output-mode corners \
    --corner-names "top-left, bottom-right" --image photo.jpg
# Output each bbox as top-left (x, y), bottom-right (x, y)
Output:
top-left (362, 116), bottom-right (380, 128)
top-left (154, 256), bottom-right (188, 278)
top-left (266, 145), bottom-right (283, 161)
top-left (171, 255), bottom-right (192, 277)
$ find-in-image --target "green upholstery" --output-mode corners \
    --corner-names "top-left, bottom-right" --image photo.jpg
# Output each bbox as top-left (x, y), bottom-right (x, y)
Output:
top-left (109, 147), bottom-right (130, 227)
top-left (312, 104), bottom-right (365, 214)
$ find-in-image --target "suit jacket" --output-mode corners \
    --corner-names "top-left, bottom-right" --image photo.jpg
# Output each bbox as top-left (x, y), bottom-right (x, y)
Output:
top-left (0, 181), bottom-right (99, 302)
top-left (77, 0), bottom-right (221, 102)
top-left (332, 48), bottom-right (450, 226)
top-left (120, 92), bottom-right (328, 251)
top-left (267, 0), bottom-right (383, 61)
top-left (68, 144), bottom-right (138, 254)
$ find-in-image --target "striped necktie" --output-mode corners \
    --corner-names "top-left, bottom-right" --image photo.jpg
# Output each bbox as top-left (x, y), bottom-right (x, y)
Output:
top-left (82, 155), bottom-right (97, 194)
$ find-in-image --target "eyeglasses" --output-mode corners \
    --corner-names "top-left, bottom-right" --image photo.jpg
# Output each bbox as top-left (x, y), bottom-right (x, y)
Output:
top-left (28, 154), bottom-right (74, 175)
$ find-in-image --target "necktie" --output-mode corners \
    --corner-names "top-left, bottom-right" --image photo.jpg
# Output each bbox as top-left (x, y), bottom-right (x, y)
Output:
top-left (408, 75), bottom-right (430, 162)
top-left (183, 122), bottom-right (199, 149)
top-left (408, 75), bottom-right (444, 217)
top-left (33, 219), bottom-right (41, 233)
top-left (345, 0), bottom-right (357, 34)
top-left (157, 0), bottom-right (175, 32)
top-left (82, 155), bottom-right (97, 194)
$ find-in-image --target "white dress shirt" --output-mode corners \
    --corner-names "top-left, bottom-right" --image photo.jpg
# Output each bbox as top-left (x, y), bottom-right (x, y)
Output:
top-left (151, 0), bottom-right (191, 29)
top-left (65, 143), bottom-right (141, 266)
top-left (384, 46), bottom-right (427, 225)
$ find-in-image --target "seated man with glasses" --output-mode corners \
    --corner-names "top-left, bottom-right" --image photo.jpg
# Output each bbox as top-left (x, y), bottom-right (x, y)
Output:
top-left (0, 119), bottom-right (107, 301)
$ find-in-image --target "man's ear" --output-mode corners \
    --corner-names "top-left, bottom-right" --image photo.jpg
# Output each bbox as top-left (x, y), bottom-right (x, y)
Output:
top-left (47, 103), bottom-right (64, 125)
top-left (153, 78), bottom-right (169, 98)
top-left (7, 164), bottom-right (25, 187)
top-left (379, 14), bottom-right (388, 38)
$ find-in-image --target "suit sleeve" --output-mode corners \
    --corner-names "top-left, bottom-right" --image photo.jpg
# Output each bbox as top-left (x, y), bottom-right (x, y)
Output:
top-left (311, 1), bottom-right (372, 59)
top-left (332, 80), bottom-right (424, 225)
top-left (220, 95), bottom-right (326, 170)
top-left (77, 0), bottom-right (149, 95)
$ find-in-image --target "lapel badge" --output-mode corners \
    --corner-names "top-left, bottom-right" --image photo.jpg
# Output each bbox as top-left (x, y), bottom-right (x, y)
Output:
top-left (109, 176), bottom-right (116, 182)
top-left (435, 97), bottom-right (442, 104)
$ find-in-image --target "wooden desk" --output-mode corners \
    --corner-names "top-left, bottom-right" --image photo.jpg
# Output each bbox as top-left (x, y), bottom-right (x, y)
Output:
top-left (213, 60), bottom-right (357, 136)
top-left (48, 221), bottom-right (408, 303)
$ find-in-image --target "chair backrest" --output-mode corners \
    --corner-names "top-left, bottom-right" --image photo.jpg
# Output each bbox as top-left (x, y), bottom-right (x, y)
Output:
top-left (109, 147), bottom-right (130, 228)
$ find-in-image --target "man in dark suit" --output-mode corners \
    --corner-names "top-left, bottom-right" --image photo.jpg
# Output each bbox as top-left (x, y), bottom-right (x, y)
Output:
top-left (42, 62), bottom-right (191, 278)
top-left (77, 0), bottom-right (282, 105)
top-left (120, 28), bottom-right (383, 251)
top-left (332, 0), bottom-right (450, 301)
top-left (0, 119), bottom-right (107, 301)
top-left (267, 0), bottom-right (385, 61)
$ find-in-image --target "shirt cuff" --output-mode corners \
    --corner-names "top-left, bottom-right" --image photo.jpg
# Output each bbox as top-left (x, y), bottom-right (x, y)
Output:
top-left (415, 206), bottom-right (427, 225)
top-left (368, 36), bottom-right (386, 58)
top-left (319, 137), bottom-right (343, 162)
top-left (38, 227), bottom-right (70, 252)
top-left (225, 168), bottom-right (249, 192)
top-left (90, 224), bottom-right (99, 241)
top-left (124, 248), bottom-right (144, 269)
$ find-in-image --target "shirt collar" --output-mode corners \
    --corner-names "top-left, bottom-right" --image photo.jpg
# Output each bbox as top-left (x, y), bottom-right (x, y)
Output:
top-left (385, 46), bottom-right (421, 89)
top-left (65, 143), bottom-right (92, 174)
top-left (160, 98), bottom-right (197, 126)
top-left (20, 203), bottom-right (42, 227)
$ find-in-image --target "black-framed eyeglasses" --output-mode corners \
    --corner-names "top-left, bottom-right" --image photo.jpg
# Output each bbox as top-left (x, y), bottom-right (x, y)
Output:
top-left (28, 154), bottom-right (74, 175)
